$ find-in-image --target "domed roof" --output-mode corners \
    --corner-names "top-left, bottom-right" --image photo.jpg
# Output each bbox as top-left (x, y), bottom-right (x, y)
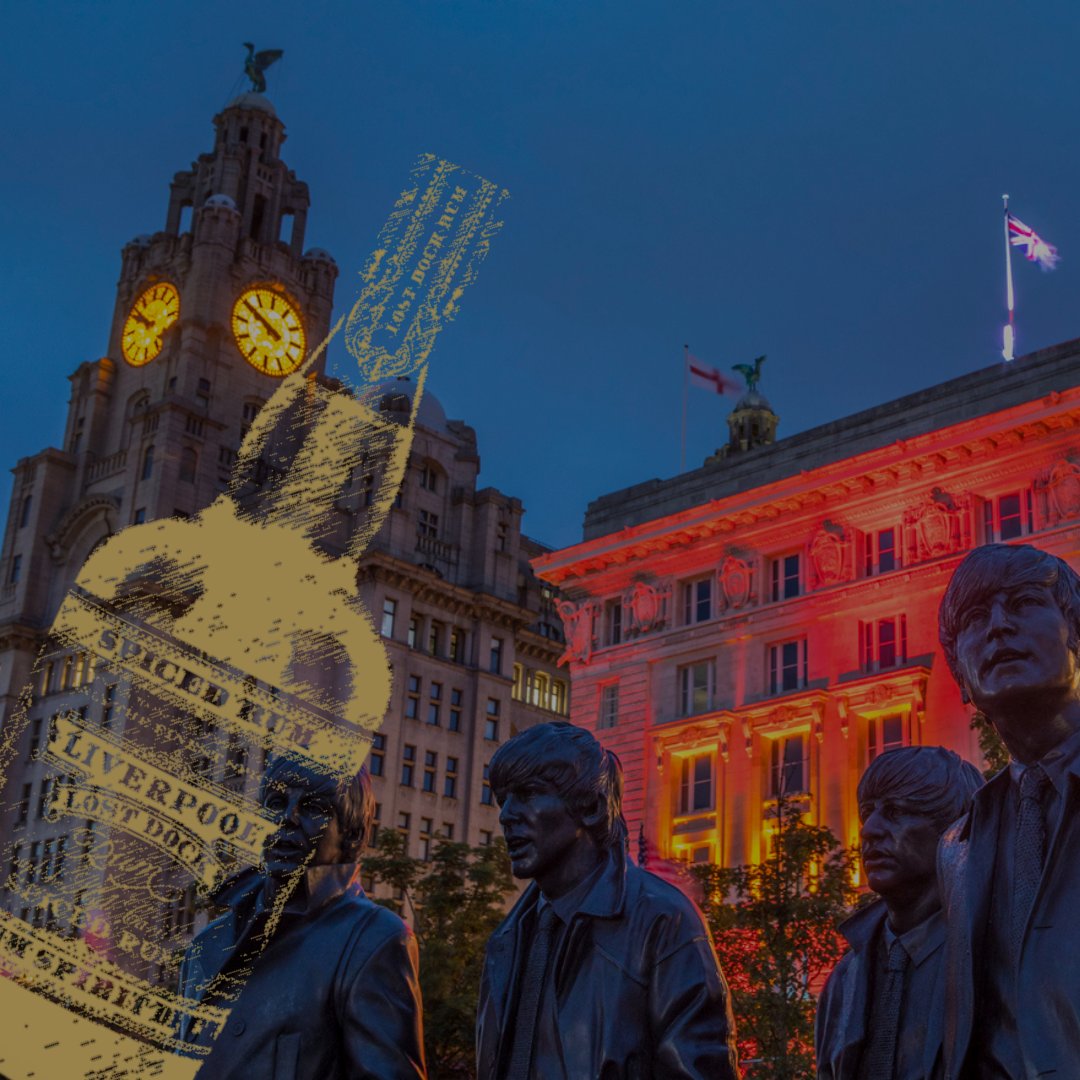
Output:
top-left (228, 92), bottom-right (277, 116)
top-left (204, 193), bottom-right (238, 211)
top-left (371, 376), bottom-right (448, 432)
top-left (733, 389), bottom-right (776, 413)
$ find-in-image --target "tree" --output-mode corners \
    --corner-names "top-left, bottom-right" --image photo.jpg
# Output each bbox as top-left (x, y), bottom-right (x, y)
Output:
top-left (970, 709), bottom-right (1010, 778)
top-left (691, 797), bottom-right (858, 1080)
top-left (365, 831), bottom-right (516, 1078)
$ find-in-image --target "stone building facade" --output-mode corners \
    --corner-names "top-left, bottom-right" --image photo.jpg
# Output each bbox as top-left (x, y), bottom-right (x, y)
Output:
top-left (535, 343), bottom-right (1080, 878)
top-left (0, 93), bottom-right (564, 934)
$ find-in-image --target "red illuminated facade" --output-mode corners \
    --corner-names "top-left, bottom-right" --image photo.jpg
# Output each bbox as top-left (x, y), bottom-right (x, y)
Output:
top-left (535, 342), bottom-right (1080, 873)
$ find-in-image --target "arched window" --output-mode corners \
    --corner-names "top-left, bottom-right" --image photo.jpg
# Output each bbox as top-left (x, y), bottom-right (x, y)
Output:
top-left (179, 448), bottom-right (197, 484)
top-left (141, 445), bottom-right (155, 481)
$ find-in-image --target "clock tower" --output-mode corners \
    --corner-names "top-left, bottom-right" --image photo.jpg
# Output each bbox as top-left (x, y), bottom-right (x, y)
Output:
top-left (0, 91), bottom-right (338, 720)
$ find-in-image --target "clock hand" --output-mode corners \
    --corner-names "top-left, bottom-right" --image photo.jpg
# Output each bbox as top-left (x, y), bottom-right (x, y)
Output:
top-left (249, 305), bottom-right (282, 343)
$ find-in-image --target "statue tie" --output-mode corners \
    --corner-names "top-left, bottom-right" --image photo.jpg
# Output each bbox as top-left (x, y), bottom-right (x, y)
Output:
top-left (507, 905), bottom-right (558, 1078)
top-left (1013, 764), bottom-right (1050, 957)
top-left (862, 937), bottom-right (909, 1079)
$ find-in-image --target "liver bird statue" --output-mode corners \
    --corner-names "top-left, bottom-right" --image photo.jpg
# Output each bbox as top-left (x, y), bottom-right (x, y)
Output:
top-left (733, 354), bottom-right (766, 393)
top-left (242, 43), bottom-right (284, 94)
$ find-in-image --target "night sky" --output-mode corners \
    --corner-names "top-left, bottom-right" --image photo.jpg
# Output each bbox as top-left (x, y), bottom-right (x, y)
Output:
top-left (3, 2), bottom-right (1079, 549)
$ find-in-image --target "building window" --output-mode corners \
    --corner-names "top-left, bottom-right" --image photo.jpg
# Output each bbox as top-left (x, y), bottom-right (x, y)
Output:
top-left (418, 509), bottom-right (439, 538)
top-left (196, 377), bottom-right (211, 409)
top-left (428, 621), bottom-right (443, 656)
top-left (512, 664), bottom-right (524, 701)
top-left (19, 495), bottom-right (31, 529)
top-left (398, 811), bottom-right (411, 837)
top-left (481, 764), bottom-right (494, 805)
top-left (133, 508), bottom-right (146, 525)
top-left (427, 682), bottom-right (442, 726)
top-left (441, 822), bottom-right (454, 840)
top-left (605, 600), bottom-right (623, 645)
top-left (860, 616), bottom-right (907, 672)
top-left (405, 675), bottom-right (421, 719)
top-left (101, 682), bottom-right (116, 729)
top-left (408, 617), bottom-right (419, 648)
top-left (419, 463), bottom-right (439, 492)
top-left (681, 577), bottom-right (712, 624)
top-left (496, 521), bottom-right (508, 552)
top-left (401, 745), bottom-right (416, 787)
top-left (17, 783), bottom-right (31, 825)
top-left (770, 553), bottom-right (801, 602)
top-left (489, 637), bottom-right (503, 674)
top-left (768, 639), bottom-right (808, 695)
top-left (369, 733), bottom-right (385, 776)
top-left (769, 733), bottom-right (807, 796)
top-left (420, 817), bottom-right (434, 860)
top-left (444, 757), bottom-right (458, 798)
top-left (868, 713), bottom-right (905, 762)
top-left (141, 444), bottom-right (155, 481)
top-left (450, 627), bottom-right (464, 663)
top-left (423, 752), bottom-right (437, 793)
top-left (599, 683), bottom-right (619, 729)
top-left (552, 679), bottom-right (568, 715)
top-left (480, 829), bottom-right (493, 846)
top-left (865, 526), bottom-right (898, 576)
top-left (9, 555), bottom-right (21, 585)
top-left (679, 662), bottom-right (714, 717)
top-left (381, 598), bottom-right (397, 638)
top-left (179, 447), bottom-right (198, 484)
top-left (984, 490), bottom-right (1033, 542)
top-left (449, 688), bottom-right (463, 732)
top-left (484, 700), bottom-right (499, 741)
top-left (678, 752), bottom-right (714, 815)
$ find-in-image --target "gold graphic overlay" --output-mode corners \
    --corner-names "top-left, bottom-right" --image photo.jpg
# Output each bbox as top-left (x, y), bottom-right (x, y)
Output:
top-left (122, 281), bottom-right (180, 366)
top-left (0, 154), bottom-right (508, 1078)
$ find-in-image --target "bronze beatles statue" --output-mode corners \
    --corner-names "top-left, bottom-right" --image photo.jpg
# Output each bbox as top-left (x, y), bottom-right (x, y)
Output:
top-left (178, 759), bottom-right (427, 1079)
top-left (476, 720), bottom-right (740, 1079)
top-left (816, 747), bottom-right (982, 1079)
top-left (937, 543), bottom-right (1080, 1076)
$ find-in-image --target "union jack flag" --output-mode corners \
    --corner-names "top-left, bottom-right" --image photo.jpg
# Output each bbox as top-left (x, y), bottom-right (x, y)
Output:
top-left (1008, 214), bottom-right (1060, 269)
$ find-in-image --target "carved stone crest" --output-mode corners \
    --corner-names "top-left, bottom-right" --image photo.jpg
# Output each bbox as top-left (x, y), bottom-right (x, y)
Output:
top-left (718, 554), bottom-right (754, 611)
top-left (808, 520), bottom-right (853, 589)
top-left (556, 600), bottom-right (595, 667)
top-left (904, 486), bottom-right (971, 563)
top-left (1042, 458), bottom-right (1080, 526)
top-left (624, 580), bottom-right (666, 635)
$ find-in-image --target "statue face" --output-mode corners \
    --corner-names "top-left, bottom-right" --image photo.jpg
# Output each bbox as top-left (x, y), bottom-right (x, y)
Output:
top-left (954, 582), bottom-right (1079, 717)
top-left (261, 765), bottom-right (342, 876)
top-left (498, 777), bottom-right (590, 896)
top-left (858, 795), bottom-right (940, 902)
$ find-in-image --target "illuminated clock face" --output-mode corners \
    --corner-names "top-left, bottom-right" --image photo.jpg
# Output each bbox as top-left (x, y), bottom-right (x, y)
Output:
top-left (232, 286), bottom-right (307, 376)
top-left (121, 282), bottom-right (180, 366)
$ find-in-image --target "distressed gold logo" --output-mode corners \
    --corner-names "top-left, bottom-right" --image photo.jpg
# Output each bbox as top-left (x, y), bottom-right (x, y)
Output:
top-left (0, 154), bottom-right (507, 1079)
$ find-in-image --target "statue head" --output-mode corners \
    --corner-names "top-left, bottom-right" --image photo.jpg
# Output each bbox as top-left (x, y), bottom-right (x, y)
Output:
top-left (490, 721), bottom-right (627, 897)
top-left (858, 746), bottom-right (983, 904)
top-left (259, 756), bottom-right (375, 876)
top-left (939, 544), bottom-right (1080, 713)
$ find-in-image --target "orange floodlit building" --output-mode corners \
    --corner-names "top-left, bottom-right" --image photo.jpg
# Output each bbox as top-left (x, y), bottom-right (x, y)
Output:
top-left (534, 342), bottom-right (1080, 872)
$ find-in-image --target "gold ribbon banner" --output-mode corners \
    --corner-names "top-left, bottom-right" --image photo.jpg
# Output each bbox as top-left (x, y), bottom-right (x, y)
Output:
top-left (0, 909), bottom-right (226, 1054)
top-left (55, 587), bottom-right (374, 776)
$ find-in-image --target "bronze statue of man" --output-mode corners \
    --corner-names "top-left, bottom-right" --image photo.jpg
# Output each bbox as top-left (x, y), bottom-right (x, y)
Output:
top-left (476, 720), bottom-right (740, 1079)
top-left (815, 746), bottom-right (982, 1079)
top-left (179, 758), bottom-right (427, 1079)
top-left (938, 542), bottom-right (1080, 1076)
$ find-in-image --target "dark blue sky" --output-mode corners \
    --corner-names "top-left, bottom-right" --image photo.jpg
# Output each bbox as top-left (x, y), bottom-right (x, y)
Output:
top-left (3, 2), bottom-right (1079, 548)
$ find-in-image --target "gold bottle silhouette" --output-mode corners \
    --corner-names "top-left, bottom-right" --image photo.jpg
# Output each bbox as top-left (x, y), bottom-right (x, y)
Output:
top-left (0, 154), bottom-right (507, 1079)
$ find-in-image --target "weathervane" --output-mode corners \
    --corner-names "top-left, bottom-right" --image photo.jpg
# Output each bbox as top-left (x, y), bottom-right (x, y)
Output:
top-left (733, 354), bottom-right (766, 392)
top-left (242, 43), bottom-right (283, 93)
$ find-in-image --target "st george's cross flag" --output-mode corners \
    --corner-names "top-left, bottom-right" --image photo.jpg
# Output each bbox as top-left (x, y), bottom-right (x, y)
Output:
top-left (687, 353), bottom-right (740, 395)
top-left (1008, 214), bottom-right (1060, 269)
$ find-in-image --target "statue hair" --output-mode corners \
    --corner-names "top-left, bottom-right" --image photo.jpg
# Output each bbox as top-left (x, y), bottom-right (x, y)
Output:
top-left (939, 543), bottom-right (1080, 693)
top-left (858, 746), bottom-right (984, 832)
top-left (489, 721), bottom-right (628, 852)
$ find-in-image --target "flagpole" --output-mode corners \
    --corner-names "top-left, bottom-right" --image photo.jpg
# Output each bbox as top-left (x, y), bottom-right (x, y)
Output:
top-left (1003, 193), bottom-right (1015, 361)
top-left (681, 344), bottom-right (689, 472)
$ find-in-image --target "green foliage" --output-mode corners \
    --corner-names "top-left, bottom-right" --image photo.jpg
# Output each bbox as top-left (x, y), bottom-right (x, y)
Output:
top-left (969, 710), bottom-right (1010, 778)
top-left (365, 831), bottom-right (516, 1078)
top-left (691, 797), bottom-right (858, 1080)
